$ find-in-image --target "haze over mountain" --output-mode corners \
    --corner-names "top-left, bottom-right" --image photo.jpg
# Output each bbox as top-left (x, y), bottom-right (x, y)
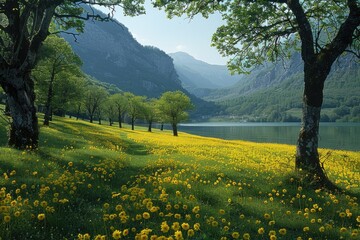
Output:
top-left (169, 52), bottom-right (240, 96)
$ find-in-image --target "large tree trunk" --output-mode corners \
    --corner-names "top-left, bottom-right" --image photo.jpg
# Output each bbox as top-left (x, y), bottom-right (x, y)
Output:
top-left (296, 63), bottom-right (334, 188)
top-left (3, 71), bottom-right (39, 149)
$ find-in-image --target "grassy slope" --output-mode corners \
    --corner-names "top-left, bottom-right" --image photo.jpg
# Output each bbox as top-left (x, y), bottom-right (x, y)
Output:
top-left (0, 116), bottom-right (359, 240)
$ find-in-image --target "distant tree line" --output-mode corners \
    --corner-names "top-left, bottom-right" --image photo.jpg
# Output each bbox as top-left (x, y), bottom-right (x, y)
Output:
top-left (30, 35), bottom-right (193, 136)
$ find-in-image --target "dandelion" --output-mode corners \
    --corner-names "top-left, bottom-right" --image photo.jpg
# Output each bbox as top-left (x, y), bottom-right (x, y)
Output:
top-left (187, 229), bottom-right (194, 237)
top-left (143, 212), bottom-right (150, 219)
top-left (279, 228), bottom-right (286, 235)
top-left (232, 232), bottom-right (240, 239)
top-left (194, 223), bottom-right (200, 231)
top-left (181, 223), bottom-right (190, 230)
top-left (4, 215), bottom-right (11, 223)
top-left (340, 227), bottom-right (347, 233)
top-left (339, 212), bottom-right (346, 218)
top-left (319, 226), bottom-right (325, 232)
top-left (264, 213), bottom-right (271, 219)
top-left (112, 230), bottom-right (121, 239)
top-left (303, 226), bottom-right (309, 232)
top-left (243, 233), bottom-right (250, 239)
top-left (172, 222), bottom-right (180, 231)
top-left (161, 222), bottom-right (170, 233)
top-left (258, 227), bottom-right (265, 235)
top-left (192, 206), bottom-right (200, 213)
top-left (37, 213), bottom-right (45, 221)
top-left (174, 230), bottom-right (183, 240)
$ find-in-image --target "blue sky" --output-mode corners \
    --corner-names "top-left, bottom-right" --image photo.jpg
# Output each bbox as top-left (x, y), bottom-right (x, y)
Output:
top-left (96, 1), bottom-right (227, 65)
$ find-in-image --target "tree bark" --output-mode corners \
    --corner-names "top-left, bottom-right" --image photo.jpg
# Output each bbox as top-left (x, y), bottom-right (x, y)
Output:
top-left (2, 71), bottom-right (39, 149)
top-left (148, 120), bottom-right (152, 132)
top-left (118, 111), bottom-right (122, 128)
top-left (172, 122), bottom-right (178, 136)
top-left (44, 69), bottom-right (55, 126)
top-left (131, 117), bottom-right (135, 130)
top-left (296, 62), bottom-right (333, 188)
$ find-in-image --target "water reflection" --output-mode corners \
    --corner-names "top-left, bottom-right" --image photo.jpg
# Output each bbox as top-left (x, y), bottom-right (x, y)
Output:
top-left (174, 122), bottom-right (360, 151)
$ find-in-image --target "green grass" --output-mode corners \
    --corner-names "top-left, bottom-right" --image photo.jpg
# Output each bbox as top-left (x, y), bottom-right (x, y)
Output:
top-left (0, 115), bottom-right (359, 240)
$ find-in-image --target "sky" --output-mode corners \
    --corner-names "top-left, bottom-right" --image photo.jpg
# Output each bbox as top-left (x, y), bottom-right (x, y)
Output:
top-left (96, 1), bottom-right (228, 65)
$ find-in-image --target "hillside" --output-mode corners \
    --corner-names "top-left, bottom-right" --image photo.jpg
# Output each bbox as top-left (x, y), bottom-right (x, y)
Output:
top-left (169, 52), bottom-right (240, 96)
top-left (62, 8), bottom-right (182, 98)
top-left (204, 54), bottom-right (360, 122)
top-left (0, 115), bottom-right (359, 239)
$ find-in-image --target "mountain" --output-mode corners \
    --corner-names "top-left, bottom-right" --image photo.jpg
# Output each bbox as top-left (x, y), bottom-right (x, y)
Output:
top-left (62, 7), bottom-right (221, 118)
top-left (169, 52), bottom-right (240, 96)
top-left (62, 10), bottom-right (182, 98)
top-left (203, 53), bottom-right (360, 122)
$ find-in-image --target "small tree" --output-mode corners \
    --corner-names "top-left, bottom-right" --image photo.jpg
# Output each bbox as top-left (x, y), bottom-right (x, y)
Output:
top-left (125, 92), bottom-right (145, 130)
top-left (143, 98), bottom-right (158, 132)
top-left (33, 35), bottom-right (82, 125)
top-left (84, 86), bottom-right (108, 123)
top-left (157, 91), bottom-right (193, 136)
top-left (104, 97), bottom-right (117, 126)
top-left (109, 93), bottom-right (128, 128)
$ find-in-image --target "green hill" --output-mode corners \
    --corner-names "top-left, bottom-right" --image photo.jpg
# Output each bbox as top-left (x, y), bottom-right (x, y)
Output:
top-left (0, 115), bottom-right (359, 239)
top-left (203, 54), bottom-right (360, 122)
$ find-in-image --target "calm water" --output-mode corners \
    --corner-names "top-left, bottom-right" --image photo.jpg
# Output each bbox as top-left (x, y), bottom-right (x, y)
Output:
top-left (175, 122), bottom-right (360, 151)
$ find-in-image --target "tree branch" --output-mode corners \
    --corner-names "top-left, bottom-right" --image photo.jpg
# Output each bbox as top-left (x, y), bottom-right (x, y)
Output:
top-left (287, 0), bottom-right (315, 63)
top-left (320, 0), bottom-right (360, 63)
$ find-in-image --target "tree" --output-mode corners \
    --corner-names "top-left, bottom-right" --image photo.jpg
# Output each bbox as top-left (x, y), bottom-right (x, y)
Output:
top-left (104, 97), bottom-right (117, 126)
top-left (157, 91), bottom-right (193, 136)
top-left (84, 85), bottom-right (108, 123)
top-left (125, 92), bottom-right (145, 130)
top-left (143, 98), bottom-right (158, 132)
top-left (155, 0), bottom-right (360, 187)
top-left (109, 93), bottom-right (128, 128)
top-left (0, 0), bottom-right (145, 149)
top-left (33, 35), bottom-right (83, 126)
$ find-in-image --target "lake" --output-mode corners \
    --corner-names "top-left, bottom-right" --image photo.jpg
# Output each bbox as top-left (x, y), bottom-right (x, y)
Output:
top-left (175, 122), bottom-right (360, 151)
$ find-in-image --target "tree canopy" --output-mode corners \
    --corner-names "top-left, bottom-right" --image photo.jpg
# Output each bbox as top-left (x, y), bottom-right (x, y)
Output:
top-left (155, 0), bottom-right (359, 73)
top-left (157, 91), bottom-right (193, 136)
top-left (0, 0), bottom-right (145, 149)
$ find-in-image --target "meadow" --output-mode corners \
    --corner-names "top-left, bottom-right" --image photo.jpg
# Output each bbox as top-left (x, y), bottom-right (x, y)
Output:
top-left (0, 115), bottom-right (359, 240)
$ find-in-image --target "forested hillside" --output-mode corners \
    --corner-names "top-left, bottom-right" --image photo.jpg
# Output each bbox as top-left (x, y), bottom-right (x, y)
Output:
top-left (204, 54), bottom-right (360, 122)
